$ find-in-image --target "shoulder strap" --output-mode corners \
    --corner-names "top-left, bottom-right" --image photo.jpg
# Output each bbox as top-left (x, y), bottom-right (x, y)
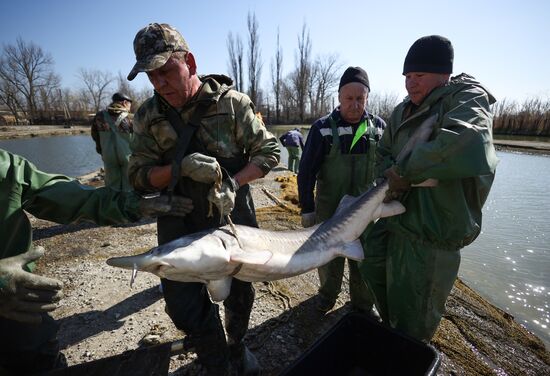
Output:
top-left (165, 101), bottom-right (213, 193)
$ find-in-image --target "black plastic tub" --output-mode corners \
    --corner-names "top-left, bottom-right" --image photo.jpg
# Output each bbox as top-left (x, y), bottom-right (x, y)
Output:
top-left (281, 312), bottom-right (440, 376)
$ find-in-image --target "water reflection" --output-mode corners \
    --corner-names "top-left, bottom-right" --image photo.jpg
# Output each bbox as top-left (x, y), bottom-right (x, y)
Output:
top-left (461, 151), bottom-right (550, 346)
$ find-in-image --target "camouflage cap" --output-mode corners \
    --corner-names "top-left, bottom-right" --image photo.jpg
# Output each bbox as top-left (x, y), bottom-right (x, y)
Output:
top-left (127, 23), bottom-right (189, 81)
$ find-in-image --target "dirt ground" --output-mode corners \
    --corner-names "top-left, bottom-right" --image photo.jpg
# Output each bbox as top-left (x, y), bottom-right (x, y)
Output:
top-left (27, 168), bottom-right (549, 375)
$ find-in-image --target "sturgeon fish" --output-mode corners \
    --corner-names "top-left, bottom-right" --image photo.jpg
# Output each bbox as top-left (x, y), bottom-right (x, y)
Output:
top-left (107, 115), bottom-right (438, 301)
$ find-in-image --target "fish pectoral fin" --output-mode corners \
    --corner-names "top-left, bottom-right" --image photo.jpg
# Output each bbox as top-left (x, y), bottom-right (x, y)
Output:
top-left (340, 240), bottom-right (365, 261)
top-left (230, 249), bottom-right (273, 265)
top-left (377, 201), bottom-right (406, 218)
top-left (206, 277), bottom-right (233, 302)
top-left (412, 178), bottom-right (438, 187)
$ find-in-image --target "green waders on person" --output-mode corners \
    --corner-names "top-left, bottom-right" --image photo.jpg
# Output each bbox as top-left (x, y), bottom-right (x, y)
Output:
top-left (286, 146), bottom-right (301, 173)
top-left (158, 138), bottom-right (259, 376)
top-left (314, 117), bottom-right (376, 313)
top-left (99, 111), bottom-right (133, 192)
top-left (363, 219), bottom-right (461, 341)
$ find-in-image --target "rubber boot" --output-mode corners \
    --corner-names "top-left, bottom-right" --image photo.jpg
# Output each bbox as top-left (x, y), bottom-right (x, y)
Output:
top-left (225, 309), bottom-right (260, 376)
top-left (186, 315), bottom-right (230, 376)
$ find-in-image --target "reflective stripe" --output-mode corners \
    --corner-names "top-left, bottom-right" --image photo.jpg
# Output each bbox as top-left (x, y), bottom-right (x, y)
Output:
top-left (350, 119), bottom-right (369, 152)
top-left (319, 126), bottom-right (353, 137)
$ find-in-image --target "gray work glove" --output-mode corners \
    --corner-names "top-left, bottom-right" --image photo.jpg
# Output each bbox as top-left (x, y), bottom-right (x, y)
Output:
top-left (181, 153), bottom-right (222, 184)
top-left (207, 176), bottom-right (238, 217)
top-left (139, 194), bottom-right (194, 217)
top-left (0, 246), bottom-right (63, 324)
top-left (301, 212), bottom-right (316, 228)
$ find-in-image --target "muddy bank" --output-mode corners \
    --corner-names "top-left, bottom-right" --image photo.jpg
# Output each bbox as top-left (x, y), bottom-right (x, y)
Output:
top-left (0, 125), bottom-right (90, 139)
top-left (29, 170), bottom-right (549, 375)
top-left (493, 139), bottom-right (550, 155)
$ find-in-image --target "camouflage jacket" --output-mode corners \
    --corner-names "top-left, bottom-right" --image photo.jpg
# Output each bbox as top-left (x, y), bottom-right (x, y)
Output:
top-left (129, 74), bottom-right (280, 192)
top-left (91, 103), bottom-right (133, 154)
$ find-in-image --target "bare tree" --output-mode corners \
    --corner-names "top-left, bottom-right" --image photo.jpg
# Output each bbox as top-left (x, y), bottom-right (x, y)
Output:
top-left (0, 38), bottom-right (60, 124)
top-left (311, 53), bottom-right (342, 117)
top-left (136, 86), bottom-right (154, 106)
top-left (281, 74), bottom-right (299, 123)
top-left (226, 32), bottom-right (245, 92)
top-left (0, 75), bottom-right (24, 124)
top-left (270, 28), bottom-right (283, 124)
top-left (247, 11), bottom-right (262, 106)
top-left (227, 32), bottom-right (239, 92)
top-left (368, 92), bottom-right (400, 122)
top-left (236, 36), bottom-right (244, 93)
top-left (292, 22), bottom-right (312, 123)
top-left (35, 72), bottom-right (61, 122)
top-left (307, 62), bottom-right (319, 117)
top-left (77, 68), bottom-right (114, 113)
top-left (116, 72), bottom-right (134, 98)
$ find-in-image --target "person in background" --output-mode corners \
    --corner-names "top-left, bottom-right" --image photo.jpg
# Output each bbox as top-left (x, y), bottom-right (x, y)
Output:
top-left (0, 148), bottom-right (193, 375)
top-left (279, 127), bottom-right (304, 173)
top-left (126, 23), bottom-right (279, 375)
top-left (360, 35), bottom-right (498, 342)
top-left (297, 66), bottom-right (385, 314)
top-left (91, 92), bottom-right (134, 192)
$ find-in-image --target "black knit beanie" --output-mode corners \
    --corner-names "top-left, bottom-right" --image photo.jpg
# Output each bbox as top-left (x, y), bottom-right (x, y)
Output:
top-left (338, 66), bottom-right (370, 91)
top-left (403, 35), bottom-right (454, 75)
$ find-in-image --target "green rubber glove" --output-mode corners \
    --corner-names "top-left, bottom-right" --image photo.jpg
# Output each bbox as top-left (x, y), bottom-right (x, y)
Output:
top-left (0, 246), bottom-right (63, 324)
top-left (181, 153), bottom-right (222, 184)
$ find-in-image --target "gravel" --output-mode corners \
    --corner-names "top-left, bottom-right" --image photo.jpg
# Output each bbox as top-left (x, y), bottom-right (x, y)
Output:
top-left (29, 166), bottom-right (550, 375)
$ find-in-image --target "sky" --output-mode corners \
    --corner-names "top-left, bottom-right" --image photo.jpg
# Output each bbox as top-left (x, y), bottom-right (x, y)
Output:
top-left (1, 0), bottom-right (549, 105)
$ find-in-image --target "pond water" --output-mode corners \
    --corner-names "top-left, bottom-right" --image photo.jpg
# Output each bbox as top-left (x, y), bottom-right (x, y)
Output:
top-left (0, 135), bottom-right (102, 177)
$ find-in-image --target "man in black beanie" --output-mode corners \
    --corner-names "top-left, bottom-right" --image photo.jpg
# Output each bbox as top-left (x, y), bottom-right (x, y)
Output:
top-left (298, 66), bottom-right (386, 315)
top-left (360, 36), bottom-right (499, 342)
top-left (401, 35), bottom-right (454, 106)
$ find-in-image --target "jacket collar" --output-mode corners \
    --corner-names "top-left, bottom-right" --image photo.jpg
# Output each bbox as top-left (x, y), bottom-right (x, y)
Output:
top-left (155, 74), bottom-right (234, 114)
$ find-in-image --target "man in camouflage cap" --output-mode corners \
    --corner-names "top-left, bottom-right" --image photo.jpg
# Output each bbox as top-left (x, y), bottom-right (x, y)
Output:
top-left (127, 23), bottom-right (279, 375)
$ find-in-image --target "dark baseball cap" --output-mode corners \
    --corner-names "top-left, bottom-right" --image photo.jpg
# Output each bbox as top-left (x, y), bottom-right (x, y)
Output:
top-left (112, 92), bottom-right (132, 102)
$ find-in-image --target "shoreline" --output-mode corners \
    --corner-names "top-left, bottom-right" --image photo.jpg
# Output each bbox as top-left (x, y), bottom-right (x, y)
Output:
top-left (2, 125), bottom-right (550, 155)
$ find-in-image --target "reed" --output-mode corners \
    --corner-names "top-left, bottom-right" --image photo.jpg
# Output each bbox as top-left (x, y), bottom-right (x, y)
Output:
top-left (493, 96), bottom-right (550, 136)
